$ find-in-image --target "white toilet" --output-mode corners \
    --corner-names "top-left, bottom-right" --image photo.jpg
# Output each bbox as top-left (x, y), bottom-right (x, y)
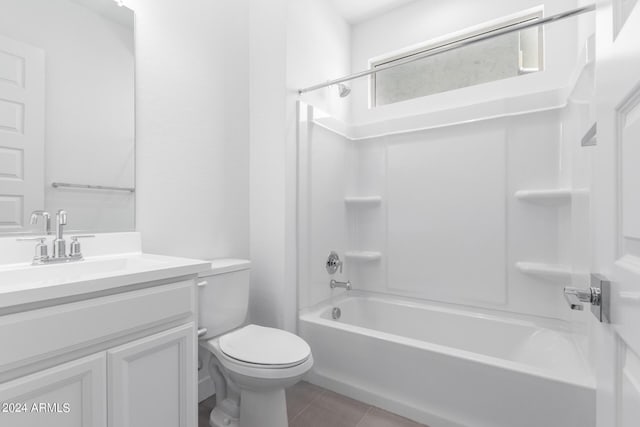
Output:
top-left (198, 259), bottom-right (313, 427)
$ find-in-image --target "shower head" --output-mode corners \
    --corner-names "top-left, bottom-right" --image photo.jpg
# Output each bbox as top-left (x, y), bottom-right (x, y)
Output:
top-left (337, 83), bottom-right (351, 98)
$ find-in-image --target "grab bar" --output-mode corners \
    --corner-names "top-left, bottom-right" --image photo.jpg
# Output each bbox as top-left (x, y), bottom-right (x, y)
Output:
top-left (51, 182), bottom-right (135, 193)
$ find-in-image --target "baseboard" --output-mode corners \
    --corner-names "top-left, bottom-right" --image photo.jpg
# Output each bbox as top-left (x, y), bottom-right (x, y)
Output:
top-left (199, 375), bottom-right (215, 403)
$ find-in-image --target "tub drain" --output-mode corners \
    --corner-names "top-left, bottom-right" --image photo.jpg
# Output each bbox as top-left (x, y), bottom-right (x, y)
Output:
top-left (332, 307), bottom-right (341, 320)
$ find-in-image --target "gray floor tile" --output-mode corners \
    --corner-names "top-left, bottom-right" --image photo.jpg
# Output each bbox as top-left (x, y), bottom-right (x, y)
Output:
top-left (201, 395), bottom-right (216, 410)
top-left (291, 389), bottom-right (370, 427)
top-left (286, 381), bottom-right (324, 420)
top-left (357, 407), bottom-right (427, 427)
top-left (198, 396), bottom-right (216, 427)
top-left (198, 406), bottom-right (210, 427)
top-left (198, 382), bottom-right (429, 427)
top-left (198, 412), bottom-right (210, 427)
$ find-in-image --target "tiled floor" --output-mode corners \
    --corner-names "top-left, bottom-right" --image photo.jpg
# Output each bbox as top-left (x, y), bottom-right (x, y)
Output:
top-left (198, 381), bottom-right (428, 427)
top-left (198, 394), bottom-right (217, 427)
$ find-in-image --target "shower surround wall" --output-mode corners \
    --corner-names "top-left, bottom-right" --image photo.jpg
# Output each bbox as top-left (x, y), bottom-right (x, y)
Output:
top-left (297, 81), bottom-right (597, 424)
top-left (298, 97), bottom-right (587, 322)
top-left (298, 0), bottom-right (595, 323)
top-left (296, 3), bottom-right (596, 424)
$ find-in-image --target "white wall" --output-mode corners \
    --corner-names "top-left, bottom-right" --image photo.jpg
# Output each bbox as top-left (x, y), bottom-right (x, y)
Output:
top-left (248, 0), bottom-right (351, 331)
top-left (290, 0), bottom-right (351, 122)
top-left (126, 0), bottom-right (349, 334)
top-left (129, 0), bottom-right (250, 260)
top-left (0, 0), bottom-right (134, 232)
top-left (248, 0), bottom-right (289, 329)
top-left (350, 0), bottom-right (579, 125)
top-left (129, 0), bottom-right (251, 402)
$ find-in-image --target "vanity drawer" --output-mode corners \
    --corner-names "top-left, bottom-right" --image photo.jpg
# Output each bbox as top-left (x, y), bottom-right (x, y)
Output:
top-left (0, 280), bottom-right (195, 371)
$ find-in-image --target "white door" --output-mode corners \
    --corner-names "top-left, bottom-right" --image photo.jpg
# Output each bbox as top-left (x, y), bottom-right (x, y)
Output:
top-left (0, 353), bottom-right (107, 427)
top-left (107, 324), bottom-right (197, 427)
top-left (594, 0), bottom-right (640, 426)
top-left (0, 34), bottom-right (44, 232)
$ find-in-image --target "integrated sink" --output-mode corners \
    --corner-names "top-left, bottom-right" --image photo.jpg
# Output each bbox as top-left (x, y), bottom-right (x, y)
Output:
top-left (0, 255), bottom-right (170, 288)
top-left (0, 233), bottom-right (210, 310)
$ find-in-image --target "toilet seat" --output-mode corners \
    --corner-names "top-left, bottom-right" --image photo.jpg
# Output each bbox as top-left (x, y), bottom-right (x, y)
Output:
top-left (220, 324), bottom-right (311, 368)
top-left (201, 325), bottom-right (313, 380)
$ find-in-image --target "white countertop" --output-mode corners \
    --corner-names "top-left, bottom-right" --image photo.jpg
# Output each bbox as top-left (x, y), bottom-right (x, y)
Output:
top-left (0, 253), bottom-right (209, 309)
top-left (0, 232), bottom-right (210, 310)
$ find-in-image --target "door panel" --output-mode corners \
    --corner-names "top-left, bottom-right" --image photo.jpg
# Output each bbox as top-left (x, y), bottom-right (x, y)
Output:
top-left (0, 353), bottom-right (107, 427)
top-left (0, 34), bottom-right (44, 231)
top-left (594, 0), bottom-right (640, 426)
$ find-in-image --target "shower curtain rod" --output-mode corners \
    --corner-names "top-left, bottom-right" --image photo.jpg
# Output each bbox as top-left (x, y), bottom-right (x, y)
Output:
top-left (298, 4), bottom-right (596, 95)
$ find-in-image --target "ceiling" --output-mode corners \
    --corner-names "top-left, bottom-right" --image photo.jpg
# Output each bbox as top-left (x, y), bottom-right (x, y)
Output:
top-left (329, 0), bottom-right (418, 24)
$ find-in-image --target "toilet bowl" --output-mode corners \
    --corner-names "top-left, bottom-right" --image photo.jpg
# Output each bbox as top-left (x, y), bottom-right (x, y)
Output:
top-left (202, 325), bottom-right (313, 427)
top-left (198, 260), bottom-right (313, 427)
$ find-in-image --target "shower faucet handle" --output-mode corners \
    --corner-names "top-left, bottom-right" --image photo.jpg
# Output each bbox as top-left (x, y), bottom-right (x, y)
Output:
top-left (326, 251), bottom-right (343, 275)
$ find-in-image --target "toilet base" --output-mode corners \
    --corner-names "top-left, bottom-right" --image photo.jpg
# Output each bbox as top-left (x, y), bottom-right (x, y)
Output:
top-left (239, 388), bottom-right (288, 427)
top-left (210, 406), bottom-right (239, 427)
top-left (209, 388), bottom-right (288, 427)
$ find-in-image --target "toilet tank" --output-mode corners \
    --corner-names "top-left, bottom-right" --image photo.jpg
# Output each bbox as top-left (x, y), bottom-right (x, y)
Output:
top-left (198, 259), bottom-right (251, 340)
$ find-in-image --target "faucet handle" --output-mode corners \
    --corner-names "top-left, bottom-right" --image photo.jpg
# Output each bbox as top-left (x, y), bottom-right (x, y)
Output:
top-left (326, 251), bottom-right (343, 275)
top-left (69, 235), bottom-right (94, 259)
top-left (17, 237), bottom-right (49, 263)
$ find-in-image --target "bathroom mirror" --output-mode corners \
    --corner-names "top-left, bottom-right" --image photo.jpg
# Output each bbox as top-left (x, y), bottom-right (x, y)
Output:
top-left (0, 0), bottom-right (135, 235)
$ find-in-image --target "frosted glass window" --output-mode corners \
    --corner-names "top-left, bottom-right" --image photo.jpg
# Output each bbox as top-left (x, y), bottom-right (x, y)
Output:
top-left (371, 14), bottom-right (543, 107)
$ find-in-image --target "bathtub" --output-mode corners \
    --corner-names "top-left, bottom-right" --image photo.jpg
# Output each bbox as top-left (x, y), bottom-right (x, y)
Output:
top-left (298, 292), bottom-right (595, 427)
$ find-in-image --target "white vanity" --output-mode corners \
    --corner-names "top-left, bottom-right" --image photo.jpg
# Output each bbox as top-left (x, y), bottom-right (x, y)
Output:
top-left (0, 232), bottom-right (209, 427)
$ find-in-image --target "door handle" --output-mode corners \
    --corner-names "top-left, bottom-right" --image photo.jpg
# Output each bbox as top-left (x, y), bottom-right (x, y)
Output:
top-left (564, 274), bottom-right (610, 322)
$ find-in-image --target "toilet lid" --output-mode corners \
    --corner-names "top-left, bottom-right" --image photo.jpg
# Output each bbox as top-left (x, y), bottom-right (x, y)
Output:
top-left (219, 325), bottom-right (311, 366)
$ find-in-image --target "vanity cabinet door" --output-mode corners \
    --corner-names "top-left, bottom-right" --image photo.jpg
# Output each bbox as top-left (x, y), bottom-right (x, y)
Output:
top-left (107, 323), bottom-right (196, 427)
top-left (0, 353), bottom-right (107, 427)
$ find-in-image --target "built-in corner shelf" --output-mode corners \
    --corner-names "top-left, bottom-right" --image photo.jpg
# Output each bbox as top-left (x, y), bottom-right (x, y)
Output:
top-left (344, 251), bottom-right (382, 261)
top-left (514, 188), bottom-right (588, 204)
top-left (515, 262), bottom-right (572, 282)
top-left (344, 196), bottom-right (382, 207)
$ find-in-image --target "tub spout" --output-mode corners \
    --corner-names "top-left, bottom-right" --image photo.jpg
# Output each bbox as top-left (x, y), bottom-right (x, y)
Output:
top-left (330, 279), bottom-right (351, 291)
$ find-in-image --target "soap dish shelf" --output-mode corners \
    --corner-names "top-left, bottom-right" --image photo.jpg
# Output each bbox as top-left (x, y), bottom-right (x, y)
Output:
top-left (514, 188), bottom-right (588, 204)
top-left (344, 196), bottom-right (382, 206)
top-left (344, 251), bottom-right (382, 261)
top-left (516, 262), bottom-right (572, 282)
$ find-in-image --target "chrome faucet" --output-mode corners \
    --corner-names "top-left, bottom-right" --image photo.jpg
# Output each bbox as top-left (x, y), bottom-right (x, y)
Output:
top-left (330, 279), bottom-right (352, 291)
top-left (53, 209), bottom-right (68, 259)
top-left (327, 252), bottom-right (351, 290)
top-left (30, 210), bottom-right (51, 235)
top-left (18, 210), bottom-right (94, 265)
